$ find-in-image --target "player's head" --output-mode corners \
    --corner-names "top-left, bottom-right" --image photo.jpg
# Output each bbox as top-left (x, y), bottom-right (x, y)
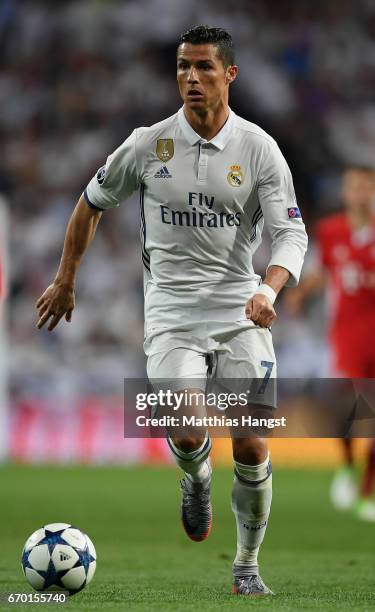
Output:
top-left (342, 166), bottom-right (375, 213)
top-left (177, 26), bottom-right (238, 113)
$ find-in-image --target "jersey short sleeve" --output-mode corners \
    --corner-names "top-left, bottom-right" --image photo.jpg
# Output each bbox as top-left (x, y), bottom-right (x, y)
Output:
top-left (84, 129), bottom-right (140, 211)
top-left (257, 140), bottom-right (308, 286)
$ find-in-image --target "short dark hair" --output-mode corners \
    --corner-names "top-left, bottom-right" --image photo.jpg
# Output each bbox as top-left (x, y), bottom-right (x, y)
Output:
top-left (178, 25), bottom-right (235, 67)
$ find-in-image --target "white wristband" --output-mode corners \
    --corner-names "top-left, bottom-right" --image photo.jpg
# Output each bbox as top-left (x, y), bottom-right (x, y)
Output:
top-left (255, 284), bottom-right (277, 305)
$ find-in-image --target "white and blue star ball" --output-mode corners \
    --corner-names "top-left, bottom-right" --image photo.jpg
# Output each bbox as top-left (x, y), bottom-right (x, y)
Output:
top-left (21, 523), bottom-right (96, 595)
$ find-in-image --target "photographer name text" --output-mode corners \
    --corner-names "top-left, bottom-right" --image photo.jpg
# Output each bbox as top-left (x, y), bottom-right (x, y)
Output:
top-left (135, 414), bottom-right (286, 429)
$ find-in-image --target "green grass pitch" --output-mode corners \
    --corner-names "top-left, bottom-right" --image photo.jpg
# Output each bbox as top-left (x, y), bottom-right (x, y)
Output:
top-left (0, 464), bottom-right (374, 611)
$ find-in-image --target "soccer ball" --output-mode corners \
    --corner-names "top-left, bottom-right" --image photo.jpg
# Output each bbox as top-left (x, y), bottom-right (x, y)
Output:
top-left (21, 523), bottom-right (96, 595)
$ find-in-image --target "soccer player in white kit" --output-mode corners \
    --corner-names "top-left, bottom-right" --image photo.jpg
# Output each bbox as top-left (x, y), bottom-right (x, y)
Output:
top-left (36, 26), bottom-right (308, 596)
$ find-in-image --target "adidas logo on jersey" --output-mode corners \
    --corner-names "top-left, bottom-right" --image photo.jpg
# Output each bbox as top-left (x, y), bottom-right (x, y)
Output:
top-left (154, 166), bottom-right (172, 178)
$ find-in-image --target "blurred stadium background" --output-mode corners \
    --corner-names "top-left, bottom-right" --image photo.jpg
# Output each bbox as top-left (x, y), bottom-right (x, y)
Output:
top-left (2, 0), bottom-right (375, 465)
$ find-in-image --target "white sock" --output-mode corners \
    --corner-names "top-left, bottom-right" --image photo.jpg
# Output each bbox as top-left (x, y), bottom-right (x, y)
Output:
top-left (231, 454), bottom-right (272, 577)
top-left (167, 433), bottom-right (212, 484)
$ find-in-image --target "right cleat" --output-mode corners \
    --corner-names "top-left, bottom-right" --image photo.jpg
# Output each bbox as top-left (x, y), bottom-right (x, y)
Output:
top-left (180, 477), bottom-right (212, 542)
top-left (232, 574), bottom-right (274, 596)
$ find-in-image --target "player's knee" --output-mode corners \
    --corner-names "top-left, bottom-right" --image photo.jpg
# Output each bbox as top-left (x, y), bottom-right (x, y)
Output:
top-left (171, 436), bottom-right (206, 453)
top-left (232, 437), bottom-right (268, 465)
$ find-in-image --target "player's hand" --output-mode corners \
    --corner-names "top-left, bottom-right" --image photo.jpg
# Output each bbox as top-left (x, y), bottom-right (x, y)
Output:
top-left (35, 282), bottom-right (75, 331)
top-left (245, 293), bottom-right (276, 328)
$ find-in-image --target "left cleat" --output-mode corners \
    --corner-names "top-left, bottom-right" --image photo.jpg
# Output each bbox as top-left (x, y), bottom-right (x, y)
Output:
top-left (232, 574), bottom-right (275, 596)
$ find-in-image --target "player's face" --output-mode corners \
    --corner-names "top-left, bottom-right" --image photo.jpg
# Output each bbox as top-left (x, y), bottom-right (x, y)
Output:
top-left (342, 170), bottom-right (375, 212)
top-left (177, 43), bottom-right (237, 113)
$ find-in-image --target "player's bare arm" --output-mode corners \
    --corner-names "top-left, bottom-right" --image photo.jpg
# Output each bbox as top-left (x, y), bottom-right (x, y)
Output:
top-left (36, 195), bottom-right (102, 331)
top-left (246, 265), bottom-right (290, 328)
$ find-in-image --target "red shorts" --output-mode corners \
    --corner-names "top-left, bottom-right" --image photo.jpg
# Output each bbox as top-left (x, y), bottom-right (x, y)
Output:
top-left (331, 329), bottom-right (375, 378)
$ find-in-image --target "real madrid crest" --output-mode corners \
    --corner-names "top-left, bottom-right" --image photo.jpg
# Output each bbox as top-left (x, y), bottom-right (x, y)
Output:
top-left (156, 139), bottom-right (174, 162)
top-left (227, 165), bottom-right (244, 187)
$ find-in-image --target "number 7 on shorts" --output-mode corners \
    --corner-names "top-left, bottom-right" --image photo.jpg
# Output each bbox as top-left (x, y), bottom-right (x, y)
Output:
top-left (257, 360), bottom-right (274, 394)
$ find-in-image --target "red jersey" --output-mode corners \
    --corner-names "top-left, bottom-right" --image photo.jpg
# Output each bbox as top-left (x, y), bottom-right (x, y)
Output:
top-left (317, 213), bottom-right (375, 327)
top-left (316, 213), bottom-right (375, 376)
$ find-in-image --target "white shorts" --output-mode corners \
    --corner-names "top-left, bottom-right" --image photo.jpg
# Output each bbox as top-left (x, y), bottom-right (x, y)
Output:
top-left (145, 322), bottom-right (277, 408)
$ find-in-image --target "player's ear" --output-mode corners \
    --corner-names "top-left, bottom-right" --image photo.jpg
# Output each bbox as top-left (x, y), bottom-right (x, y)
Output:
top-left (226, 65), bottom-right (238, 84)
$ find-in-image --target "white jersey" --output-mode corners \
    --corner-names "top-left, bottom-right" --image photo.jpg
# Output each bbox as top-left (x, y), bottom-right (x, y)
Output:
top-left (85, 107), bottom-right (308, 332)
